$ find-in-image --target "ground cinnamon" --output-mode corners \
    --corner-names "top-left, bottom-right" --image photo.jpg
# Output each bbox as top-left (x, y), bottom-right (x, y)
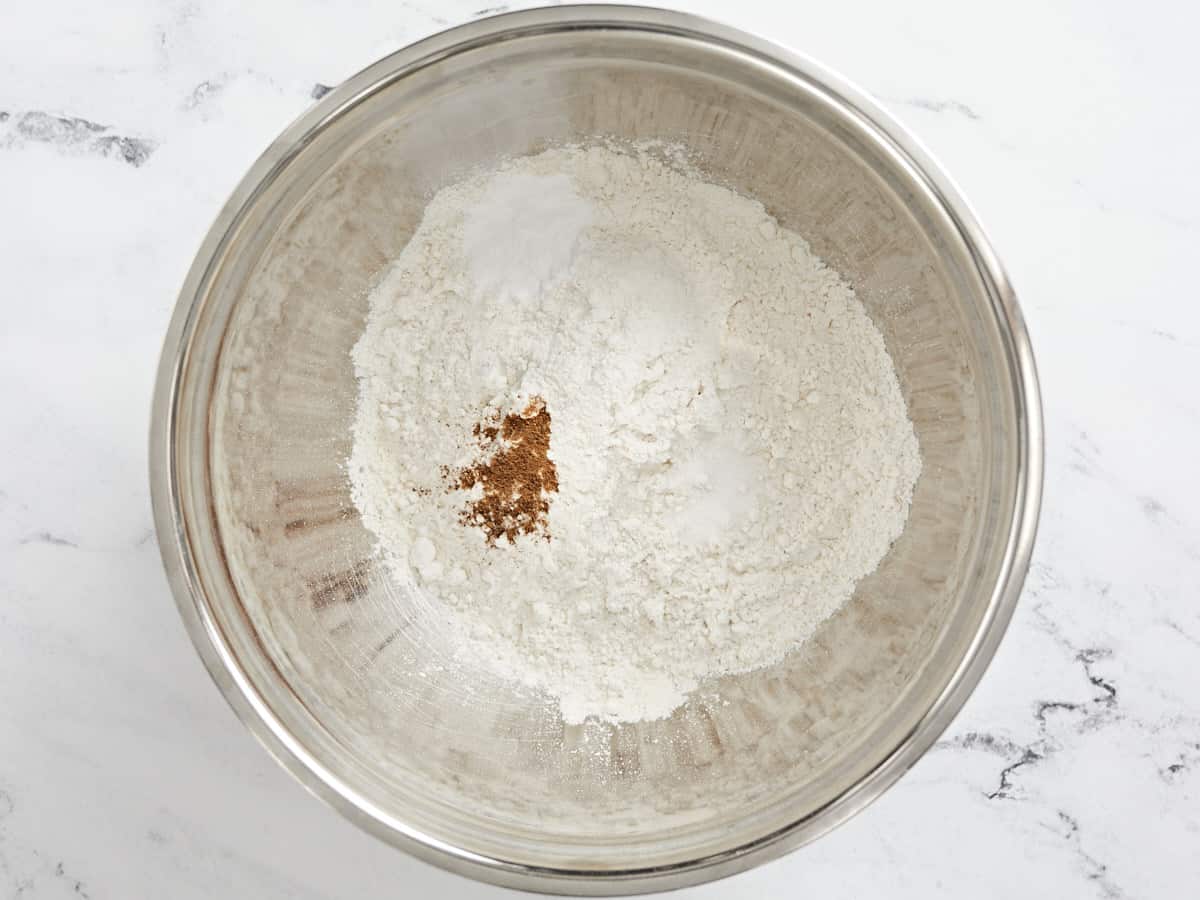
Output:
top-left (448, 397), bottom-right (558, 544)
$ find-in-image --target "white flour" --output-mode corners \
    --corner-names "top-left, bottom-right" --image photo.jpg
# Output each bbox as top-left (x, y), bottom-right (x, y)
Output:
top-left (349, 144), bottom-right (921, 723)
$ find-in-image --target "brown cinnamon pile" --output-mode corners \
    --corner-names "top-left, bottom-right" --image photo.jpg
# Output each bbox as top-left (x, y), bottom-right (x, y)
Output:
top-left (446, 397), bottom-right (558, 544)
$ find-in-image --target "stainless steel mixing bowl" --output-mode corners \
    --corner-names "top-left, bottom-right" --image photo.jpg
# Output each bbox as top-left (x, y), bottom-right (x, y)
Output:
top-left (150, 5), bottom-right (1042, 894)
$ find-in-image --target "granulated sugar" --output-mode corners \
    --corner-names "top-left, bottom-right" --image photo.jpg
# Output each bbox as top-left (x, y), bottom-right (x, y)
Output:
top-left (349, 143), bottom-right (921, 723)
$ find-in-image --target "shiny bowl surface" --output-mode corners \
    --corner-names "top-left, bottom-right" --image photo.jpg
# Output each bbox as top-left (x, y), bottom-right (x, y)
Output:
top-left (150, 5), bottom-right (1042, 894)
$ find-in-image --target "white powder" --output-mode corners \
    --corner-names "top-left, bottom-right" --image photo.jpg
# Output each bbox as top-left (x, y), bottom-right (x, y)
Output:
top-left (349, 143), bottom-right (921, 724)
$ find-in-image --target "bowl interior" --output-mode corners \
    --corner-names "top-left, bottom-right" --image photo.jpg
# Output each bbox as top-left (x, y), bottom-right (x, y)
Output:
top-left (172, 17), bottom-right (1023, 879)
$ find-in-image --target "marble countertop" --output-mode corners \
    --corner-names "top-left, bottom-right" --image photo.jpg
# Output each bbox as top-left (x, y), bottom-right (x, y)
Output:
top-left (2, 1), bottom-right (1197, 897)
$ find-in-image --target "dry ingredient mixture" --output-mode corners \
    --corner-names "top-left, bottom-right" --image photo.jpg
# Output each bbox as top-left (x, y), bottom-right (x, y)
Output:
top-left (349, 143), bottom-right (921, 723)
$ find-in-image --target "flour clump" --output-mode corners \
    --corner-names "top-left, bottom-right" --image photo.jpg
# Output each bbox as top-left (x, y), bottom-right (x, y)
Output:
top-left (349, 143), bottom-right (921, 723)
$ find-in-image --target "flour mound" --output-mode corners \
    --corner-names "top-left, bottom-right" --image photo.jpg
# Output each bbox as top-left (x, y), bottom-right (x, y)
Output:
top-left (349, 143), bottom-right (921, 724)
